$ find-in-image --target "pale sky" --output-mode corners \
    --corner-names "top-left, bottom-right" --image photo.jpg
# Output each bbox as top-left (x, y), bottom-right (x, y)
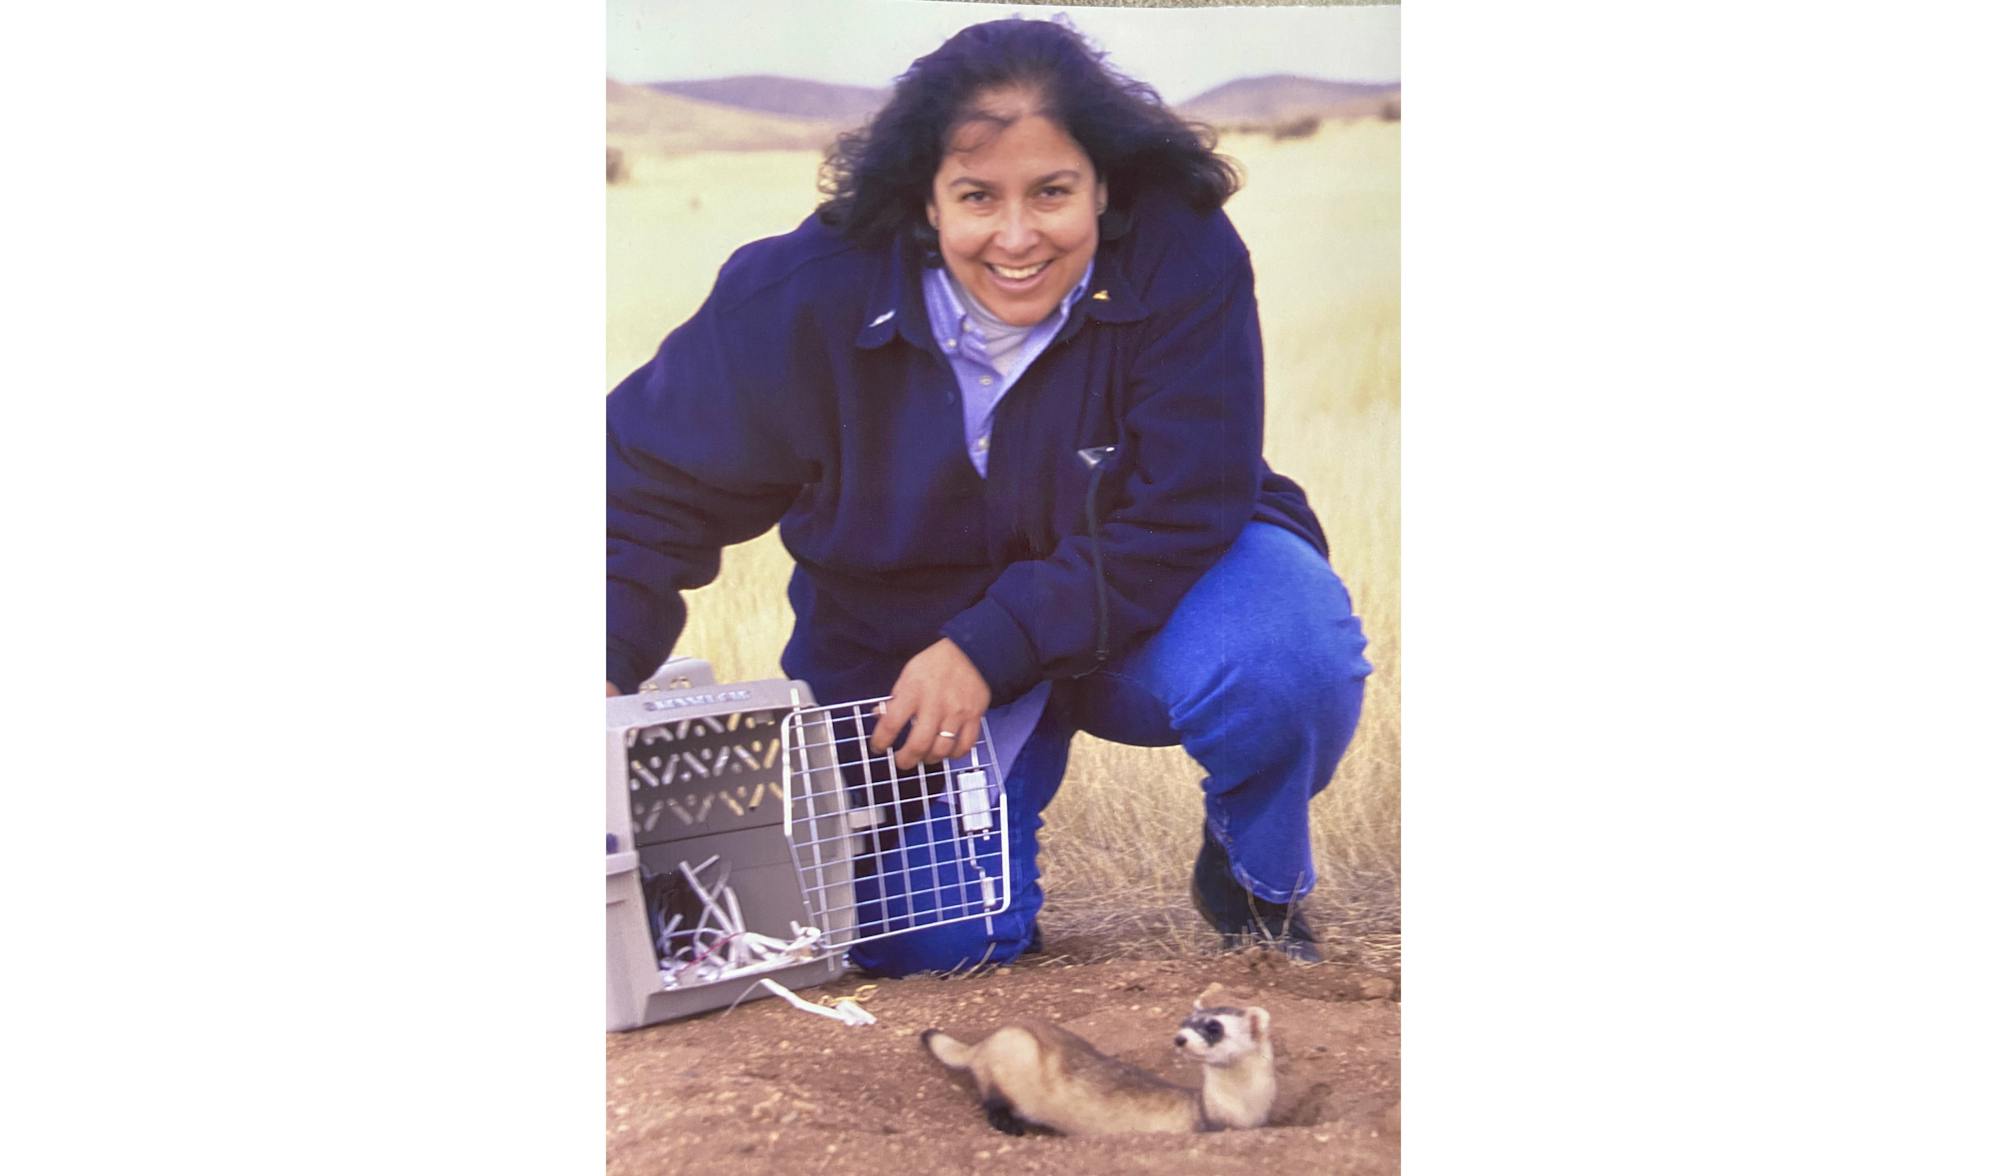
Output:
top-left (606, 0), bottom-right (1400, 103)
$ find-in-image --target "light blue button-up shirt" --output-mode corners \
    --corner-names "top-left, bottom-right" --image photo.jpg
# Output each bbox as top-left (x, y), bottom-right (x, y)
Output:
top-left (921, 260), bottom-right (1096, 477)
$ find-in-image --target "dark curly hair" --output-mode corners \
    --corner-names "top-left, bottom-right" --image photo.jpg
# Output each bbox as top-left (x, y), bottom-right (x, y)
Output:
top-left (817, 16), bottom-right (1239, 255)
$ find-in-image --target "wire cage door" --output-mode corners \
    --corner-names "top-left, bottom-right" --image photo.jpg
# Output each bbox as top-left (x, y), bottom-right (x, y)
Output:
top-left (780, 697), bottom-right (1012, 952)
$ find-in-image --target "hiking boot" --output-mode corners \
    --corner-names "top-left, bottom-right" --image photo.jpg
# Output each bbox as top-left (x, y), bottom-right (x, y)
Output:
top-left (1190, 825), bottom-right (1322, 963)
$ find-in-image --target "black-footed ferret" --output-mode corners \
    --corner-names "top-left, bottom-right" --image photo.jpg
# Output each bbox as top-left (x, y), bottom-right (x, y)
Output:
top-left (920, 1003), bottom-right (1276, 1136)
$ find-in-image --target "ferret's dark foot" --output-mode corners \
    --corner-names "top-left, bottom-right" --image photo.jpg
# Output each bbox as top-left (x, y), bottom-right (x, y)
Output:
top-left (983, 1099), bottom-right (1028, 1136)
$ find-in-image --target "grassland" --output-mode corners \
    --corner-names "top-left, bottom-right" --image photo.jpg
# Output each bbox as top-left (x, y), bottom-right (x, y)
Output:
top-left (607, 123), bottom-right (1400, 967)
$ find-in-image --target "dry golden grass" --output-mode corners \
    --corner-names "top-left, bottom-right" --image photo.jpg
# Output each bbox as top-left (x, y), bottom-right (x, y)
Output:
top-left (608, 123), bottom-right (1399, 970)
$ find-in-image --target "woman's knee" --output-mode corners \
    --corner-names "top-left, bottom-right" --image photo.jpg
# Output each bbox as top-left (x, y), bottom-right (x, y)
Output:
top-left (1214, 633), bottom-right (1366, 744)
top-left (1162, 582), bottom-right (1371, 775)
top-left (1183, 547), bottom-right (1368, 689)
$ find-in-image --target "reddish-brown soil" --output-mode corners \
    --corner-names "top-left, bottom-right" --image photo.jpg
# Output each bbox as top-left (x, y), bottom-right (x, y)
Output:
top-left (607, 951), bottom-right (1400, 1175)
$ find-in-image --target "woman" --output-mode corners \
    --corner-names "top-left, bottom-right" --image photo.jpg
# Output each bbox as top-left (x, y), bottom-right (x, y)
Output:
top-left (607, 17), bottom-right (1370, 975)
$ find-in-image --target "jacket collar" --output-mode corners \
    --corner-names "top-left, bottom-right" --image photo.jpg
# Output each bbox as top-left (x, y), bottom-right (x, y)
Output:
top-left (1058, 236), bottom-right (1149, 342)
top-left (855, 230), bottom-right (1149, 351)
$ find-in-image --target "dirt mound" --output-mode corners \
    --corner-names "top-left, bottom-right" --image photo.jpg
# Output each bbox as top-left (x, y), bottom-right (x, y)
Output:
top-left (608, 952), bottom-right (1399, 1175)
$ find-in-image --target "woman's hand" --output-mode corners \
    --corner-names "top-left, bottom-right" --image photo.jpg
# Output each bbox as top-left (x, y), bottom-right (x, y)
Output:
top-left (606, 681), bottom-right (620, 697)
top-left (869, 638), bottom-right (991, 770)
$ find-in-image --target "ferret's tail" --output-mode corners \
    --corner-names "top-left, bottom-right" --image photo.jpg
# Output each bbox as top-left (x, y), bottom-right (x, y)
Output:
top-left (920, 1028), bottom-right (974, 1069)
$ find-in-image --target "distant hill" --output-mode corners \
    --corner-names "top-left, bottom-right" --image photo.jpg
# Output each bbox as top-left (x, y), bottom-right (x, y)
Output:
top-left (608, 72), bottom-right (1401, 159)
top-left (644, 76), bottom-right (887, 128)
top-left (607, 80), bottom-right (849, 155)
top-left (1177, 75), bottom-right (1401, 127)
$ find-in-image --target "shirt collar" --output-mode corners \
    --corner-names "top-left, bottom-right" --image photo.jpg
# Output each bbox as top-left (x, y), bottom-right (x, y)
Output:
top-left (924, 259), bottom-right (1095, 357)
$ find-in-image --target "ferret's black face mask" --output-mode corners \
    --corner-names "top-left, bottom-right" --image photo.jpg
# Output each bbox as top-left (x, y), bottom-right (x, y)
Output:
top-left (1182, 1016), bottom-right (1225, 1045)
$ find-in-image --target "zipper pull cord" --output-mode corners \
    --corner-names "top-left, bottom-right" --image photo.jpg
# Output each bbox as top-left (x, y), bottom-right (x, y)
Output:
top-left (1076, 445), bottom-right (1117, 670)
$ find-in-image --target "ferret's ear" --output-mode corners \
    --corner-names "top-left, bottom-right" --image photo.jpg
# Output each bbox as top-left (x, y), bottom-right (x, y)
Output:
top-left (1247, 1007), bottom-right (1270, 1043)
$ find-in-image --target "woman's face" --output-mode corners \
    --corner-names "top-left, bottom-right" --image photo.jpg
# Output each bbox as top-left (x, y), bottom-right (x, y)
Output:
top-left (928, 91), bottom-right (1106, 327)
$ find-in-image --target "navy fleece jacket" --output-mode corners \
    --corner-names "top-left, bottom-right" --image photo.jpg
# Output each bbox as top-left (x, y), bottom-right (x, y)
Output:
top-left (607, 189), bottom-right (1327, 705)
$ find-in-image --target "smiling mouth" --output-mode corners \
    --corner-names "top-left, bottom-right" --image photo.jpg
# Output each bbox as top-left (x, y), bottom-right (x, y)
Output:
top-left (987, 260), bottom-right (1053, 281)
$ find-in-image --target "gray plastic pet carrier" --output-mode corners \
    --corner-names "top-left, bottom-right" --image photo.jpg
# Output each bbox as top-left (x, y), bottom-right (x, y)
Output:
top-left (606, 657), bottom-right (1012, 1030)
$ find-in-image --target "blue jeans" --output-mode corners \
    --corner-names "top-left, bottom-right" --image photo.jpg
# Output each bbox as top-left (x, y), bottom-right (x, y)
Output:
top-left (849, 522), bottom-right (1372, 976)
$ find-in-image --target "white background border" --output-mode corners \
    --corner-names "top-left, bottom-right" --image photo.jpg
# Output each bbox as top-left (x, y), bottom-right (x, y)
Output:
top-left (5, 1), bottom-right (1996, 1170)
